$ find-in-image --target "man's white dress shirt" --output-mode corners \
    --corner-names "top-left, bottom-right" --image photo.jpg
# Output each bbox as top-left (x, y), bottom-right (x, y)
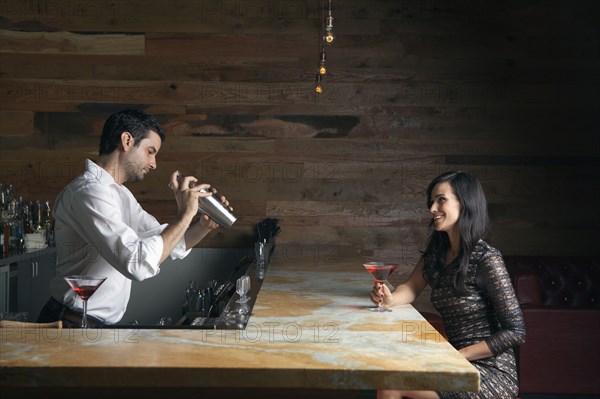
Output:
top-left (48, 160), bottom-right (190, 324)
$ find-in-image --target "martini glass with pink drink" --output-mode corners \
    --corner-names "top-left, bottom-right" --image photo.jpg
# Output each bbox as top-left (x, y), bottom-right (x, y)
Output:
top-left (363, 262), bottom-right (398, 312)
top-left (64, 275), bottom-right (107, 328)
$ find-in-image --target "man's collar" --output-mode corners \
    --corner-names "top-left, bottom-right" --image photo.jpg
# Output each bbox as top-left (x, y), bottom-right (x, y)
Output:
top-left (85, 159), bottom-right (117, 186)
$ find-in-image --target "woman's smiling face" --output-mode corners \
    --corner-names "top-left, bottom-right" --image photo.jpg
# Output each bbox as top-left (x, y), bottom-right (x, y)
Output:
top-left (429, 181), bottom-right (461, 234)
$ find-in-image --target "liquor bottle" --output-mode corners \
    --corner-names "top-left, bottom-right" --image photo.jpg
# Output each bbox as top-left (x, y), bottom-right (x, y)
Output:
top-left (34, 200), bottom-right (43, 231)
top-left (2, 217), bottom-right (10, 258)
top-left (45, 200), bottom-right (55, 247)
top-left (15, 222), bottom-right (26, 254)
top-left (7, 198), bottom-right (18, 256)
top-left (23, 201), bottom-right (34, 234)
top-left (0, 217), bottom-right (4, 259)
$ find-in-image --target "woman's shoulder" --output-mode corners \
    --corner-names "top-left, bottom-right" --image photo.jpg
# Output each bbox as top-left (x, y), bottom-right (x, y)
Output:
top-left (471, 241), bottom-right (511, 283)
top-left (472, 240), bottom-right (503, 263)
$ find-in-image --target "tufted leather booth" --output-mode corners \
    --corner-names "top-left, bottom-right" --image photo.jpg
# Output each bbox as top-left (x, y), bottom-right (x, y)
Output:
top-left (504, 256), bottom-right (600, 395)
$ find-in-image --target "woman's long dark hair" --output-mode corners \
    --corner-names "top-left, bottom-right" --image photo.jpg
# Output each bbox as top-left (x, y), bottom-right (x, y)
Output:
top-left (423, 171), bottom-right (490, 294)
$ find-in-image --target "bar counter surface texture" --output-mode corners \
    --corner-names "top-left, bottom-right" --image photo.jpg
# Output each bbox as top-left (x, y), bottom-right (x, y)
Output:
top-left (0, 251), bottom-right (480, 393)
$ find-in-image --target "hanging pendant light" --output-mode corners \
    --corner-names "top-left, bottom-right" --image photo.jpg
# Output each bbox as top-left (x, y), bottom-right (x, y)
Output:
top-left (319, 49), bottom-right (327, 75)
top-left (314, 0), bottom-right (334, 94)
top-left (324, 0), bottom-right (335, 44)
top-left (315, 74), bottom-right (323, 94)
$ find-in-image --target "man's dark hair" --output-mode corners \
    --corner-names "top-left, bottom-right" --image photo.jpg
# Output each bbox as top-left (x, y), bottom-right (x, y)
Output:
top-left (99, 109), bottom-right (166, 156)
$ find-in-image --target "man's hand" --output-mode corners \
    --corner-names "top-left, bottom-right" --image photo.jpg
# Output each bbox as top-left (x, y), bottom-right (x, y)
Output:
top-left (168, 171), bottom-right (212, 218)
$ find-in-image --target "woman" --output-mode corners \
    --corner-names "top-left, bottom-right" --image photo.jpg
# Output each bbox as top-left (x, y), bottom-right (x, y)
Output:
top-left (371, 171), bottom-right (526, 399)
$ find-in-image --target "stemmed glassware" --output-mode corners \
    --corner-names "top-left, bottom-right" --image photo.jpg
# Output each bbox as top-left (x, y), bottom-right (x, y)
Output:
top-left (363, 262), bottom-right (398, 312)
top-left (64, 275), bottom-right (107, 328)
top-left (236, 275), bottom-right (251, 304)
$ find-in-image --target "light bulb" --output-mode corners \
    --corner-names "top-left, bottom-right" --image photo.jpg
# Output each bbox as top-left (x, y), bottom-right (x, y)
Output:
top-left (325, 30), bottom-right (335, 43)
top-left (319, 50), bottom-right (327, 75)
top-left (315, 74), bottom-right (323, 93)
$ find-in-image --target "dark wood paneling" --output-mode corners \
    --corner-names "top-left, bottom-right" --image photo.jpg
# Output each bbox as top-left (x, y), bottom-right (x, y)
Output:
top-left (1, 0), bottom-right (599, 257)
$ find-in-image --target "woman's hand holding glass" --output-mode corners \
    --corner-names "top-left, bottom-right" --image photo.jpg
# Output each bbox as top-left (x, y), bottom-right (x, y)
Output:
top-left (370, 282), bottom-right (394, 309)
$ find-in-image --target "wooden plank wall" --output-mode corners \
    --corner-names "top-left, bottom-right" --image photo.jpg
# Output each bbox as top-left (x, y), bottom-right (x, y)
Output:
top-left (1, 0), bottom-right (598, 262)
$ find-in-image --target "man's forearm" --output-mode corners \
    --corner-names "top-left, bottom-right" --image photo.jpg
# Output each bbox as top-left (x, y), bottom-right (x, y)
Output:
top-left (184, 222), bottom-right (213, 249)
top-left (159, 213), bottom-right (195, 264)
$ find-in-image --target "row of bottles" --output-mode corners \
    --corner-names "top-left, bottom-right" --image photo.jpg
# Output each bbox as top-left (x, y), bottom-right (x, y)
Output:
top-left (0, 183), bottom-right (54, 259)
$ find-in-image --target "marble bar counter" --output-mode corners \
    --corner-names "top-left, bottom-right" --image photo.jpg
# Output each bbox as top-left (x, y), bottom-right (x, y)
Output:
top-left (0, 251), bottom-right (479, 395)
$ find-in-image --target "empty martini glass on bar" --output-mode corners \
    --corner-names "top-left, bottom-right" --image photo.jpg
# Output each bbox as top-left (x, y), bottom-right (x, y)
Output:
top-left (64, 275), bottom-right (107, 328)
top-left (363, 262), bottom-right (398, 312)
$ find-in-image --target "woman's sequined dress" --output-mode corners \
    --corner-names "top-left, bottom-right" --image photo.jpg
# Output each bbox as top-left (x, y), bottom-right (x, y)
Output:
top-left (425, 241), bottom-right (526, 399)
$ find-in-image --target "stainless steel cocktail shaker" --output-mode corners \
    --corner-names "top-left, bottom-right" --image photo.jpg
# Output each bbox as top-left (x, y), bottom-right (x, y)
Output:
top-left (198, 189), bottom-right (237, 229)
top-left (172, 173), bottom-right (237, 229)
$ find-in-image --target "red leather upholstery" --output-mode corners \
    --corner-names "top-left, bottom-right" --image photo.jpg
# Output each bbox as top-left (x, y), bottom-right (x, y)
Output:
top-left (505, 256), bottom-right (600, 395)
top-left (506, 257), bottom-right (599, 309)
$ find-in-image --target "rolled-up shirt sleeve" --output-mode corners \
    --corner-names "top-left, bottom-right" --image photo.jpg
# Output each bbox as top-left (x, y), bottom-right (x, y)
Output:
top-left (170, 233), bottom-right (191, 259)
top-left (71, 183), bottom-right (189, 281)
top-left (138, 223), bottom-right (191, 261)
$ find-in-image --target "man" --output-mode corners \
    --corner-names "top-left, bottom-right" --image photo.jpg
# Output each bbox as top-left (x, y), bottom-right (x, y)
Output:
top-left (38, 109), bottom-right (226, 326)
